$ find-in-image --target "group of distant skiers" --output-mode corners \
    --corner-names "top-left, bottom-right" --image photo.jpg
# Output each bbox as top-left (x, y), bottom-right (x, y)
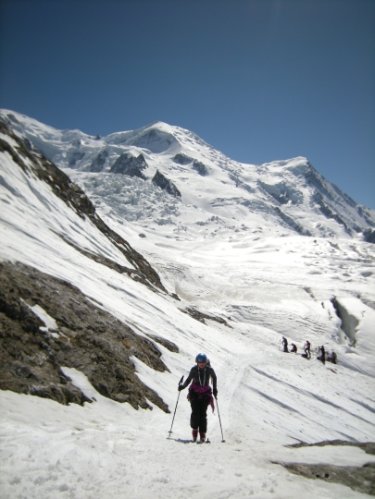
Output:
top-left (281, 336), bottom-right (337, 364)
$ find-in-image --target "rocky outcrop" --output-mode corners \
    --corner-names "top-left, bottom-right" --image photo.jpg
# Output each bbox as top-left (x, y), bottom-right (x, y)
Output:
top-left (89, 149), bottom-right (109, 172)
top-left (152, 170), bottom-right (181, 197)
top-left (173, 153), bottom-right (192, 165)
top-left (110, 152), bottom-right (147, 178)
top-left (173, 153), bottom-right (209, 176)
top-left (281, 462), bottom-right (375, 495)
top-left (182, 307), bottom-right (230, 327)
top-left (192, 160), bottom-right (209, 176)
top-left (276, 440), bottom-right (375, 496)
top-left (0, 261), bottom-right (174, 411)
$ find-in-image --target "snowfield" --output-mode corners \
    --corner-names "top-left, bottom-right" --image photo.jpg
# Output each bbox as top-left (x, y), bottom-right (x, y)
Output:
top-left (0, 111), bottom-right (375, 498)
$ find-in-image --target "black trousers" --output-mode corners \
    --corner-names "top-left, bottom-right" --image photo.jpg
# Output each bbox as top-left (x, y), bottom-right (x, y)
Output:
top-left (190, 398), bottom-right (209, 433)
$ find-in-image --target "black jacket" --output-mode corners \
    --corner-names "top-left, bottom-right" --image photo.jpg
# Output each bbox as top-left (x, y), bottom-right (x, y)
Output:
top-left (180, 365), bottom-right (217, 392)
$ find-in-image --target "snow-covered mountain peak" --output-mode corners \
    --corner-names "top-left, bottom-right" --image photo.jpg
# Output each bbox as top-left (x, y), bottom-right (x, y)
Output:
top-left (145, 120), bottom-right (179, 132)
top-left (263, 156), bottom-right (309, 171)
top-left (104, 119), bottom-right (216, 157)
top-left (1, 109), bottom-right (374, 242)
top-left (105, 123), bottom-right (180, 154)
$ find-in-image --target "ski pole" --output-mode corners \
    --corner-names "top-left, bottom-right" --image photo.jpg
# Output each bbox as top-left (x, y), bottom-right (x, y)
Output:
top-left (215, 396), bottom-right (225, 442)
top-left (167, 375), bottom-right (184, 438)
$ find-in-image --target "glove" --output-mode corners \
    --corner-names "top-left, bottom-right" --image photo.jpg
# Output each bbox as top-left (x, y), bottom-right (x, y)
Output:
top-left (213, 388), bottom-right (218, 398)
top-left (178, 385), bottom-right (184, 391)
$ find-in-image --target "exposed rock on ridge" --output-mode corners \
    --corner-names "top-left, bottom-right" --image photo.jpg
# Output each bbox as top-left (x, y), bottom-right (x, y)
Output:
top-left (276, 440), bottom-right (375, 496)
top-left (152, 170), bottom-right (181, 197)
top-left (110, 152), bottom-right (147, 178)
top-left (0, 261), bottom-right (173, 411)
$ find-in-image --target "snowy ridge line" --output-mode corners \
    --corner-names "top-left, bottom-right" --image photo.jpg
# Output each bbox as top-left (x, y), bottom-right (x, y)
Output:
top-left (1, 108), bottom-right (375, 242)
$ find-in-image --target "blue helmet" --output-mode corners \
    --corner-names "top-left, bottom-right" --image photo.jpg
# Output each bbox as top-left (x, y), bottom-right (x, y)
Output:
top-left (195, 353), bottom-right (207, 363)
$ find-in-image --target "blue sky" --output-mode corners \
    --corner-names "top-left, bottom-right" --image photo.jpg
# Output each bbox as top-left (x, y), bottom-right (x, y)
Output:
top-left (1, 0), bottom-right (374, 208)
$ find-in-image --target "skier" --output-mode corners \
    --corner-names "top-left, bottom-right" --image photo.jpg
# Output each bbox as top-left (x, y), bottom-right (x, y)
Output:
top-left (327, 351), bottom-right (337, 364)
top-left (178, 353), bottom-right (217, 442)
top-left (317, 345), bottom-right (326, 364)
top-left (290, 343), bottom-right (297, 353)
top-left (302, 340), bottom-right (311, 359)
top-left (281, 336), bottom-right (289, 353)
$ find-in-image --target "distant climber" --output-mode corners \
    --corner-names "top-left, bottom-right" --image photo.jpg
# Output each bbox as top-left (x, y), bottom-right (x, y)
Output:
top-left (317, 345), bottom-right (326, 364)
top-left (327, 351), bottom-right (337, 364)
top-left (281, 336), bottom-right (289, 353)
top-left (178, 353), bottom-right (217, 442)
top-left (302, 340), bottom-right (311, 359)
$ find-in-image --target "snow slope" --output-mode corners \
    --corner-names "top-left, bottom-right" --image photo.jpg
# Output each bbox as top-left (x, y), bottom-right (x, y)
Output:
top-left (0, 113), bottom-right (375, 498)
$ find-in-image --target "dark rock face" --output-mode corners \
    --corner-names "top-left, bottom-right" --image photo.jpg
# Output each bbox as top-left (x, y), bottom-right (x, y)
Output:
top-left (90, 149), bottom-right (109, 172)
top-left (192, 160), bottom-right (209, 176)
top-left (110, 152), bottom-right (147, 178)
top-left (148, 334), bottom-right (179, 353)
top-left (182, 307), bottom-right (230, 327)
top-left (172, 154), bottom-right (209, 176)
top-left (152, 170), bottom-right (181, 197)
top-left (276, 440), bottom-right (375, 496)
top-left (0, 261), bottom-right (173, 411)
top-left (173, 153), bottom-right (192, 165)
top-left (282, 462), bottom-right (375, 495)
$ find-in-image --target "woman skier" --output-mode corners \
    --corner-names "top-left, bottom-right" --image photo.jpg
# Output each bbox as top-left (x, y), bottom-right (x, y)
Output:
top-left (178, 353), bottom-right (218, 442)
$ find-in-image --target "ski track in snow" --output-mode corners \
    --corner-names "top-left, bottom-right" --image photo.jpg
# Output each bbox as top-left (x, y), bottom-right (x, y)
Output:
top-left (1, 347), bottom-right (374, 499)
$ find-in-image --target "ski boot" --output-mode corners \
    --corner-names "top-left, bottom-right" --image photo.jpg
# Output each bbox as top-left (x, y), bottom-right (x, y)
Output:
top-left (192, 429), bottom-right (198, 442)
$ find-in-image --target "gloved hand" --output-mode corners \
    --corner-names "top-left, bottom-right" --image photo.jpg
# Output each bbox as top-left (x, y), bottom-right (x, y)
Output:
top-left (178, 384), bottom-right (184, 391)
top-left (213, 388), bottom-right (218, 398)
